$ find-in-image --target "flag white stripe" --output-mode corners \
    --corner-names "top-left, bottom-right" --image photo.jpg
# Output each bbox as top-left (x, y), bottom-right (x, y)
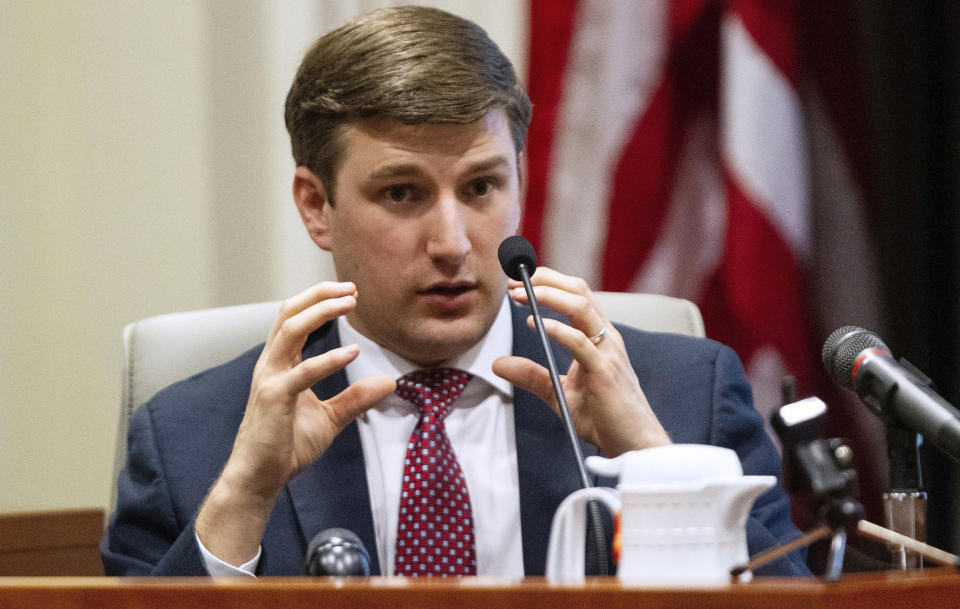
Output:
top-left (544, 0), bottom-right (667, 286)
top-left (721, 13), bottom-right (810, 259)
top-left (631, 114), bottom-right (727, 300)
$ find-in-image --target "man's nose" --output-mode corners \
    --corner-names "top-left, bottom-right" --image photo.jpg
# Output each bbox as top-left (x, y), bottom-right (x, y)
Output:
top-left (425, 195), bottom-right (471, 265)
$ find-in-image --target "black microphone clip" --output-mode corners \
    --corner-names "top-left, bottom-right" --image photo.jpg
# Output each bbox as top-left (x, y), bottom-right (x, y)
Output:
top-left (772, 397), bottom-right (864, 531)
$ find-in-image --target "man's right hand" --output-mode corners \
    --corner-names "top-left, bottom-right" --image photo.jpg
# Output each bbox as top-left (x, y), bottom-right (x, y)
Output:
top-left (195, 282), bottom-right (396, 567)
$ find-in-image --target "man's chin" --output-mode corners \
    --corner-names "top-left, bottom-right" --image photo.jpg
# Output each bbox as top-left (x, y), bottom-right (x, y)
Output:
top-left (396, 319), bottom-right (490, 366)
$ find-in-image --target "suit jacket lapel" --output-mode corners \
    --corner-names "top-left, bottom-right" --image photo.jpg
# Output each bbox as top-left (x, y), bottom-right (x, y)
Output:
top-left (284, 321), bottom-right (382, 575)
top-left (510, 302), bottom-right (599, 575)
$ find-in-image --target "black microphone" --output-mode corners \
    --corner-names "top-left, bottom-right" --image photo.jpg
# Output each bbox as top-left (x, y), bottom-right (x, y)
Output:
top-left (822, 326), bottom-right (960, 463)
top-left (498, 235), bottom-right (538, 282)
top-left (304, 528), bottom-right (371, 576)
top-left (498, 236), bottom-right (591, 490)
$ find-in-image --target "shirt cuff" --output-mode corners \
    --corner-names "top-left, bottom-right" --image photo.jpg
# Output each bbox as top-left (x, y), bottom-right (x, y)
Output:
top-left (195, 531), bottom-right (261, 577)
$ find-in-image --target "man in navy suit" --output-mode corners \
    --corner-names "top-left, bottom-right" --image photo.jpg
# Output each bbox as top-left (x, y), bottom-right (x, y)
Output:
top-left (102, 6), bottom-right (808, 577)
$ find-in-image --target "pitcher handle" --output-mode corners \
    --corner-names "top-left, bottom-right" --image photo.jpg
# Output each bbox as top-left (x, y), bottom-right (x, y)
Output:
top-left (545, 487), bottom-right (621, 583)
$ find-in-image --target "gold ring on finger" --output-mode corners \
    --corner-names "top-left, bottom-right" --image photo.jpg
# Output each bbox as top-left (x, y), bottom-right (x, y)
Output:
top-left (589, 326), bottom-right (607, 345)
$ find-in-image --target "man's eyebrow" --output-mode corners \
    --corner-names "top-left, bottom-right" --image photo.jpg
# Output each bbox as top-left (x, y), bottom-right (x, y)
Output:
top-left (464, 156), bottom-right (511, 175)
top-left (367, 156), bottom-right (512, 181)
top-left (368, 163), bottom-right (425, 180)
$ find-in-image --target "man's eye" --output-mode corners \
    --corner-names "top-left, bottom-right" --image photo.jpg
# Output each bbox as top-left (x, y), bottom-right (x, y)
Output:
top-left (469, 179), bottom-right (493, 197)
top-left (387, 185), bottom-right (411, 202)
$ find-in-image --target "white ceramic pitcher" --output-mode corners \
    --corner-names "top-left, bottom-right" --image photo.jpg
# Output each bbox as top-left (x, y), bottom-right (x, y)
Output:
top-left (545, 444), bottom-right (775, 584)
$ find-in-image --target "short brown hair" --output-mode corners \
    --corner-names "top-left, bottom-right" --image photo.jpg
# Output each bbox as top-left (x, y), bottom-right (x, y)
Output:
top-left (284, 5), bottom-right (532, 200)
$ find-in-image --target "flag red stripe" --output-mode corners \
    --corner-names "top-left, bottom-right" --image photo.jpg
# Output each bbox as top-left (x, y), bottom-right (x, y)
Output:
top-left (600, 83), bottom-right (682, 291)
top-left (601, 4), bottom-right (722, 291)
top-left (728, 0), bottom-right (799, 84)
top-left (700, 173), bottom-right (815, 392)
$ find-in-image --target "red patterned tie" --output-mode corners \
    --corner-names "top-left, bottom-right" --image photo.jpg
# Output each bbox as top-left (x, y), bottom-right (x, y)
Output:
top-left (394, 368), bottom-right (477, 576)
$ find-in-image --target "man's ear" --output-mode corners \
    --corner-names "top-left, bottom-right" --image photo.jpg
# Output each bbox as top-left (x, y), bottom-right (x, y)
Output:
top-left (293, 166), bottom-right (333, 251)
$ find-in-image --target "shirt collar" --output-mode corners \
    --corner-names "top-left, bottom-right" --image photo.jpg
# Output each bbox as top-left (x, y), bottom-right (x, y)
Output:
top-left (338, 295), bottom-right (514, 398)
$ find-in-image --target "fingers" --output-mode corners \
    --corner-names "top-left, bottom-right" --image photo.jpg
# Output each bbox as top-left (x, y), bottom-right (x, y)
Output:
top-left (263, 282), bottom-right (358, 369)
top-left (285, 344), bottom-right (360, 394)
top-left (509, 267), bottom-right (607, 340)
top-left (509, 266), bottom-right (623, 374)
top-left (324, 374), bottom-right (397, 428)
top-left (266, 281), bottom-right (357, 346)
top-left (508, 265), bottom-right (590, 295)
top-left (513, 285), bottom-right (606, 342)
top-left (527, 317), bottom-right (617, 373)
top-left (492, 356), bottom-right (556, 408)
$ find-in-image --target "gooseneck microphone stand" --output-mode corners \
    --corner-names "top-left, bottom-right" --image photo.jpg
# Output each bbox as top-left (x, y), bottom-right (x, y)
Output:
top-left (497, 236), bottom-right (609, 576)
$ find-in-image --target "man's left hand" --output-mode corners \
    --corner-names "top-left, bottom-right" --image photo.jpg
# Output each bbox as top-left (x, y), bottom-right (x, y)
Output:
top-left (492, 266), bottom-right (671, 456)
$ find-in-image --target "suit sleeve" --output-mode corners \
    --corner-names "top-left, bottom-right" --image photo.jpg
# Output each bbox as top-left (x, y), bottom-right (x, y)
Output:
top-left (100, 401), bottom-right (210, 576)
top-left (710, 344), bottom-right (811, 577)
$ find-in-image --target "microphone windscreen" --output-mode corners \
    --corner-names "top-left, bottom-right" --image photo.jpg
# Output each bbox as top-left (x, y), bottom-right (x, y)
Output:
top-left (498, 235), bottom-right (537, 281)
top-left (307, 527), bottom-right (362, 557)
top-left (822, 326), bottom-right (889, 389)
top-left (305, 527), bottom-right (371, 576)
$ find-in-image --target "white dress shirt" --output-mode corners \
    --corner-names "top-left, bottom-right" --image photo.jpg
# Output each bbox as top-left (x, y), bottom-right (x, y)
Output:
top-left (200, 296), bottom-right (524, 577)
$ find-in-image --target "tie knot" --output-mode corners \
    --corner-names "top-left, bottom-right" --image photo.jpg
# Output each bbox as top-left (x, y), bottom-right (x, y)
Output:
top-left (395, 368), bottom-right (473, 419)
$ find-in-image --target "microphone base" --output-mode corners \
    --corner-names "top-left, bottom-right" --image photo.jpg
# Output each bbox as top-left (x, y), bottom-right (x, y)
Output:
top-left (883, 491), bottom-right (928, 569)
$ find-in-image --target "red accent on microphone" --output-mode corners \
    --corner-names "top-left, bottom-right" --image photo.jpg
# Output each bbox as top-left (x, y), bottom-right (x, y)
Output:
top-left (851, 349), bottom-right (890, 385)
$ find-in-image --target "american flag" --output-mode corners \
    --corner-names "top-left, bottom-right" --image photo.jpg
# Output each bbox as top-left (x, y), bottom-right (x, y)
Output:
top-left (523, 0), bottom-right (886, 520)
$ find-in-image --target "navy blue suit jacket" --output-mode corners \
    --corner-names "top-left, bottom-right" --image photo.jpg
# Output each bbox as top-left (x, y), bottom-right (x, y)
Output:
top-left (102, 303), bottom-right (809, 576)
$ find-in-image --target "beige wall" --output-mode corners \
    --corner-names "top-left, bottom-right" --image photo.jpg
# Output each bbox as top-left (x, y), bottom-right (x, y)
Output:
top-left (0, 1), bottom-right (527, 516)
top-left (1, 2), bottom-right (216, 514)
